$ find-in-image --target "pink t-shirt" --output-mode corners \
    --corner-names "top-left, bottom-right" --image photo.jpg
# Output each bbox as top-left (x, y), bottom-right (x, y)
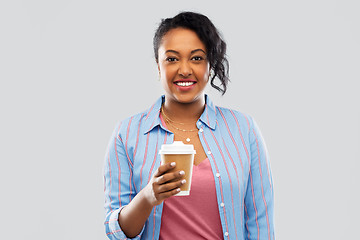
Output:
top-left (159, 158), bottom-right (224, 240)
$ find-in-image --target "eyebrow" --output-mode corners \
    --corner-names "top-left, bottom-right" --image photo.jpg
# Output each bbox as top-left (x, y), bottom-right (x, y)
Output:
top-left (165, 49), bottom-right (206, 55)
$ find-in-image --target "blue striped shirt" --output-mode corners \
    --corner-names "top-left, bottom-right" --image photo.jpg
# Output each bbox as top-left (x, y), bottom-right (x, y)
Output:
top-left (104, 95), bottom-right (275, 240)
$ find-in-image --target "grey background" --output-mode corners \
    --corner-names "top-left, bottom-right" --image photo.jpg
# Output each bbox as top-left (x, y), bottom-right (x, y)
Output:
top-left (1, 0), bottom-right (359, 239)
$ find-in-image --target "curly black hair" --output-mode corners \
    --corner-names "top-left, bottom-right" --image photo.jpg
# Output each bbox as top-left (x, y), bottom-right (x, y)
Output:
top-left (153, 12), bottom-right (229, 95)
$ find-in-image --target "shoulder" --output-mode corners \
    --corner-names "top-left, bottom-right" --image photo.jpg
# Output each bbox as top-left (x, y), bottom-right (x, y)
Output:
top-left (214, 105), bottom-right (256, 132)
top-left (114, 98), bottom-right (160, 140)
top-left (114, 111), bottom-right (147, 139)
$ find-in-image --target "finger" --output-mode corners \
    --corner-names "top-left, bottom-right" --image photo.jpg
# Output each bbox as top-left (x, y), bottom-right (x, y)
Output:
top-left (154, 162), bottom-right (176, 177)
top-left (159, 187), bottom-right (182, 199)
top-left (157, 179), bottom-right (186, 194)
top-left (157, 170), bottom-right (185, 185)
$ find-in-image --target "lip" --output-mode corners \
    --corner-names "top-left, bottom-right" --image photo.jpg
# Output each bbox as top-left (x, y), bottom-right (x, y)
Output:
top-left (173, 79), bottom-right (197, 83)
top-left (173, 79), bottom-right (197, 91)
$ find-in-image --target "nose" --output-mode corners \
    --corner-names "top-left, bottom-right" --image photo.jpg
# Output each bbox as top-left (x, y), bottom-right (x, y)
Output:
top-left (178, 60), bottom-right (192, 78)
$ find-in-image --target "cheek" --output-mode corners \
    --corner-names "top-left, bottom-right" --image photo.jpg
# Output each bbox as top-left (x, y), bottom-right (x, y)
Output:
top-left (196, 65), bottom-right (210, 81)
top-left (161, 66), bottom-right (177, 80)
top-left (159, 67), bottom-right (174, 88)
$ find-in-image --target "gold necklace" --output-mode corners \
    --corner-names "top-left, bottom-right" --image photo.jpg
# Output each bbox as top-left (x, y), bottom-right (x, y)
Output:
top-left (165, 118), bottom-right (199, 143)
top-left (161, 105), bottom-right (199, 142)
top-left (161, 105), bottom-right (197, 126)
top-left (164, 117), bottom-right (198, 132)
top-left (161, 105), bottom-right (198, 132)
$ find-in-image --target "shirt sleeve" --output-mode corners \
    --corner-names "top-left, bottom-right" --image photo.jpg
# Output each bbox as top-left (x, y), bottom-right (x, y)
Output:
top-left (103, 122), bottom-right (145, 240)
top-left (244, 117), bottom-right (275, 240)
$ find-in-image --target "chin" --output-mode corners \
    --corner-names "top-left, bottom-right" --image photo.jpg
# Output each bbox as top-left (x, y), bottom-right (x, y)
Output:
top-left (174, 93), bottom-right (203, 104)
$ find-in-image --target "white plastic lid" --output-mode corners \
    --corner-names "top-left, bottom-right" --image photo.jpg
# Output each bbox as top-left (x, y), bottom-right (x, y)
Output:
top-left (159, 141), bottom-right (196, 155)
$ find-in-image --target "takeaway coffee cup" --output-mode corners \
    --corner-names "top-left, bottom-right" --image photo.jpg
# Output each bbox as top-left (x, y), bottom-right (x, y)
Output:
top-left (159, 141), bottom-right (196, 196)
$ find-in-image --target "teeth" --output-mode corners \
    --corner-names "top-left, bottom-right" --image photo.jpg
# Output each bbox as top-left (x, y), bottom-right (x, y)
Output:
top-left (176, 82), bottom-right (194, 87)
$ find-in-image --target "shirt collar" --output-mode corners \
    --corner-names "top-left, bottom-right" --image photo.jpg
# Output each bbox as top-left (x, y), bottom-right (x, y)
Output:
top-left (143, 96), bottom-right (164, 134)
top-left (143, 94), bottom-right (216, 134)
top-left (199, 94), bottom-right (217, 130)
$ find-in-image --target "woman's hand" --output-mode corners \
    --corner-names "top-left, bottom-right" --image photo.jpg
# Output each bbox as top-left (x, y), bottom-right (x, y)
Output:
top-left (118, 162), bottom-right (184, 238)
top-left (143, 162), bottom-right (186, 207)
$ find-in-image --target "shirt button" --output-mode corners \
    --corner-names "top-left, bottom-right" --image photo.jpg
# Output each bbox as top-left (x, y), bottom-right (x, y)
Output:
top-left (199, 128), bottom-right (203, 133)
top-left (197, 122), bottom-right (202, 126)
top-left (220, 202), bottom-right (225, 207)
top-left (207, 151), bottom-right (211, 155)
top-left (216, 172), bottom-right (220, 178)
top-left (225, 232), bottom-right (229, 237)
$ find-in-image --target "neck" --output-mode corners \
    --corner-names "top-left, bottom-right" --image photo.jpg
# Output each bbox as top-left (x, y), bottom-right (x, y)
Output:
top-left (163, 95), bottom-right (206, 123)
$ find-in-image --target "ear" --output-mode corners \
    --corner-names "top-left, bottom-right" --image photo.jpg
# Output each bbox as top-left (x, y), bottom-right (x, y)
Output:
top-left (157, 63), bottom-right (161, 81)
top-left (207, 65), bottom-right (212, 82)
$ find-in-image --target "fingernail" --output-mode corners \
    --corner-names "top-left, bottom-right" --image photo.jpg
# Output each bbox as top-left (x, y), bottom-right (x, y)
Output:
top-left (181, 179), bottom-right (186, 184)
top-left (177, 188), bottom-right (181, 192)
top-left (170, 162), bottom-right (176, 167)
top-left (179, 170), bottom-right (185, 175)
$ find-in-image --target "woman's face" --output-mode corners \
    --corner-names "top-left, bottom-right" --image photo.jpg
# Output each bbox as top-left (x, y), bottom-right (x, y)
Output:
top-left (157, 28), bottom-right (210, 105)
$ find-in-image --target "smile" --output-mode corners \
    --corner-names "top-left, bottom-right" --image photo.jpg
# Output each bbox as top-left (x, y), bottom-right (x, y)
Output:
top-left (175, 82), bottom-right (195, 87)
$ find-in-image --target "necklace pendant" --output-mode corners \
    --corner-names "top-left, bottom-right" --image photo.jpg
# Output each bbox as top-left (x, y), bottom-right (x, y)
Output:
top-left (186, 138), bottom-right (191, 142)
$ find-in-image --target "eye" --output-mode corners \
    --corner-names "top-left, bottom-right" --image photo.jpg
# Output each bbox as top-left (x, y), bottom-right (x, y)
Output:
top-left (191, 56), bottom-right (204, 61)
top-left (166, 57), bottom-right (178, 62)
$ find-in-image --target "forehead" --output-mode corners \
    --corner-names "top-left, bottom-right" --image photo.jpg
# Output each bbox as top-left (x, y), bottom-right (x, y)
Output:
top-left (159, 28), bottom-right (206, 53)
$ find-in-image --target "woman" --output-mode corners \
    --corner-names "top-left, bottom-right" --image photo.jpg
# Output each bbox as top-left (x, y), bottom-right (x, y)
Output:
top-left (104, 12), bottom-right (275, 240)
